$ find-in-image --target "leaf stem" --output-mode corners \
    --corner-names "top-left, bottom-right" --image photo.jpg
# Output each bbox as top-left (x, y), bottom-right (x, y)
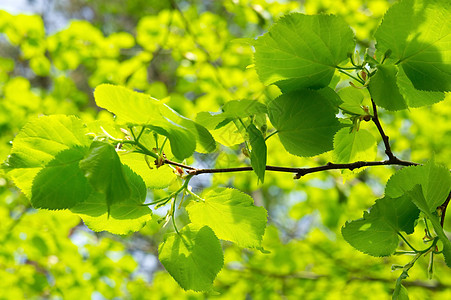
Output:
top-left (397, 232), bottom-right (418, 252)
top-left (337, 69), bottom-right (365, 85)
top-left (264, 130), bottom-right (279, 141)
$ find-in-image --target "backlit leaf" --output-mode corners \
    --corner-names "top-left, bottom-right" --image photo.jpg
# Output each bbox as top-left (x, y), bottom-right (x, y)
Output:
top-left (186, 188), bottom-right (267, 248)
top-left (158, 224), bottom-right (224, 291)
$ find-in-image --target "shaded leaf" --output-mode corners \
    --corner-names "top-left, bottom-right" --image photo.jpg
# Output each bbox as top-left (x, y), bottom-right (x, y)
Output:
top-left (71, 165), bottom-right (152, 235)
top-left (268, 88), bottom-right (342, 157)
top-left (254, 13), bottom-right (355, 92)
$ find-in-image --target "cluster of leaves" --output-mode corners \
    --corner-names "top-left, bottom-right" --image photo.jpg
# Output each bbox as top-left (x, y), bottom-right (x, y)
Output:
top-left (1, 0), bottom-right (451, 298)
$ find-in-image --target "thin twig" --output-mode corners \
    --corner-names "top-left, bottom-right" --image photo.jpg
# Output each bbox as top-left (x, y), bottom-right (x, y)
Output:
top-left (439, 191), bottom-right (451, 227)
top-left (178, 159), bottom-right (417, 178)
top-left (371, 99), bottom-right (396, 161)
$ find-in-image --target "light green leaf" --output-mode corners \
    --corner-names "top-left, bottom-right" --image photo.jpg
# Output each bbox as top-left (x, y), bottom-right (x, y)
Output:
top-left (94, 84), bottom-right (206, 159)
top-left (71, 165), bottom-right (152, 235)
top-left (158, 224), bottom-right (224, 291)
top-left (369, 64), bottom-right (407, 111)
top-left (407, 186), bottom-right (451, 267)
top-left (337, 87), bottom-right (366, 115)
top-left (268, 88), bottom-right (342, 157)
top-left (342, 195), bottom-right (419, 256)
top-left (374, 0), bottom-right (451, 92)
top-left (385, 161), bottom-right (451, 212)
top-left (254, 13), bottom-right (355, 92)
top-left (333, 128), bottom-right (376, 163)
top-left (94, 84), bottom-right (164, 124)
top-left (186, 188), bottom-right (267, 248)
top-left (120, 152), bottom-right (176, 189)
top-left (393, 284), bottom-right (409, 300)
top-left (222, 100), bottom-right (267, 118)
top-left (247, 124), bottom-right (267, 183)
top-left (31, 147), bottom-right (91, 209)
top-left (80, 141), bottom-right (131, 207)
top-left (5, 115), bottom-right (90, 199)
top-left (342, 210), bottom-right (399, 257)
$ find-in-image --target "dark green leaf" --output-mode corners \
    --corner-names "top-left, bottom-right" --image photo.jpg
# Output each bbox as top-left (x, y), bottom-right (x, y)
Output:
top-left (374, 0), bottom-right (451, 92)
top-left (32, 147), bottom-right (91, 209)
top-left (80, 141), bottom-right (131, 207)
top-left (268, 88), bottom-right (342, 157)
top-left (254, 13), bottom-right (355, 92)
top-left (71, 165), bottom-right (152, 235)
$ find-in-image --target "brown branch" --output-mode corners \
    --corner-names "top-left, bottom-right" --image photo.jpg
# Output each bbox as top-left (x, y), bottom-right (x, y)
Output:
top-left (371, 99), bottom-right (396, 161)
top-left (439, 191), bottom-right (451, 227)
top-left (161, 159), bottom-right (417, 179)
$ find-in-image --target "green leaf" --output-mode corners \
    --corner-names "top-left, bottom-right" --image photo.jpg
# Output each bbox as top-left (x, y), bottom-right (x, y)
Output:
top-left (186, 188), bottom-right (267, 248)
top-left (337, 87), bottom-right (366, 115)
top-left (369, 64), bottom-right (407, 111)
top-left (158, 224), bottom-right (224, 291)
top-left (80, 141), bottom-right (131, 207)
top-left (342, 195), bottom-right (419, 256)
top-left (120, 152), bottom-right (176, 189)
top-left (268, 88), bottom-right (342, 157)
top-left (369, 64), bottom-right (445, 110)
top-left (94, 84), bottom-right (164, 124)
top-left (396, 67), bottom-right (445, 108)
top-left (374, 0), bottom-right (451, 92)
top-left (31, 147), bottom-right (91, 209)
top-left (71, 165), bottom-right (152, 235)
top-left (385, 161), bottom-right (451, 212)
top-left (247, 124), bottom-right (267, 183)
top-left (5, 115), bottom-right (90, 199)
top-left (94, 84), bottom-right (205, 159)
top-left (196, 100), bottom-right (267, 131)
top-left (393, 284), bottom-right (409, 300)
top-left (333, 128), bottom-right (376, 163)
top-left (222, 100), bottom-right (267, 118)
top-left (407, 186), bottom-right (451, 267)
top-left (341, 210), bottom-right (399, 257)
top-left (254, 13), bottom-right (355, 92)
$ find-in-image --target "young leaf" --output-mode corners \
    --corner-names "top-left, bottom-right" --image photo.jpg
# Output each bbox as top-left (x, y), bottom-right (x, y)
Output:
top-left (342, 195), bottom-right (419, 256)
top-left (5, 115), bottom-right (90, 200)
top-left (79, 141), bottom-right (131, 207)
top-left (247, 124), bottom-right (267, 183)
top-left (158, 224), bottom-right (224, 291)
top-left (407, 186), bottom-right (451, 267)
top-left (120, 152), bottom-right (176, 189)
top-left (71, 165), bottom-right (152, 235)
top-left (186, 188), bottom-right (267, 248)
top-left (385, 161), bottom-right (451, 212)
top-left (333, 128), bottom-right (376, 163)
top-left (393, 283), bottom-right (409, 300)
top-left (268, 88), bottom-right (342, 157)
top-left (337, 87), bottom-right (366, 115)
top-left (94, 84), bottom-right (206, 159)
top-left (222, 100), bottom-right (267, 119)
top-left (254, 13), bottom-right (355, 92)
top-left (374, 0), bottom-right (451, 92)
